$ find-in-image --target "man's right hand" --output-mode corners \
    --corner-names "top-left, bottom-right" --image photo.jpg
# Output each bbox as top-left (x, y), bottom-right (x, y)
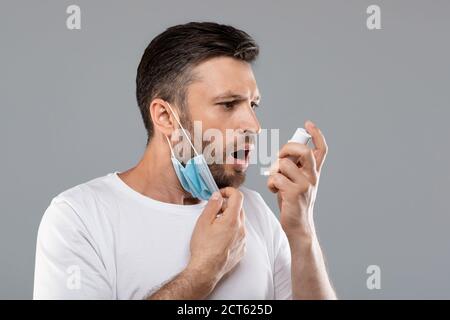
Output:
top-left (146, 187), bottom-right (246, 300)
top-left (186, 187), bottom-right (246, 296)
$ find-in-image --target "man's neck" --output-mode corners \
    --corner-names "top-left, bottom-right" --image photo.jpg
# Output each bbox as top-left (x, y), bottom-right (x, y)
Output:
top-left (117, 139), bottom-right (201, 205)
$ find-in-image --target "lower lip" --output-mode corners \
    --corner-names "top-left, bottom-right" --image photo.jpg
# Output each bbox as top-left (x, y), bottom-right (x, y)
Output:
top-left (228, 154), bottom-right (249, 171)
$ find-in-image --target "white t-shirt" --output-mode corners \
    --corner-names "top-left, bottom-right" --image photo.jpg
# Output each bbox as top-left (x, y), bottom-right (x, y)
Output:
top-left (33, 172), bottom-right (292, 300)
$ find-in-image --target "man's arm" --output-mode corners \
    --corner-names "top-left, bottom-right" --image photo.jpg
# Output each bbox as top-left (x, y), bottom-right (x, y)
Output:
top-left (146, 187), bottom-right (246, 300)
top-left (34, 199), bottom-right (113, 299)
top-left (147, 265), bottom-right (216, 299)
top-left (268, 120), bottom-right (336, 299)
top-left (287, 227), bottom-right (336, 299)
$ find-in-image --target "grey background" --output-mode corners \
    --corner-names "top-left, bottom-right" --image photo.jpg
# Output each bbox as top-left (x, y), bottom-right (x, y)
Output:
top-left (1, 0), bottom-right (449, 299)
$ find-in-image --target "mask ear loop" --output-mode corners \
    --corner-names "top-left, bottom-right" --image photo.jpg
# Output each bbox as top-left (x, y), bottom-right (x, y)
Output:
top-left (165, 102), bottom-right (199, 157)
top-left (164, 135), bottom-right (176, 158)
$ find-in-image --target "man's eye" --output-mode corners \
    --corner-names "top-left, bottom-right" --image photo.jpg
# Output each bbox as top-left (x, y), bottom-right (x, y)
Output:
top-left (221, 101), bottom-right (237, 109)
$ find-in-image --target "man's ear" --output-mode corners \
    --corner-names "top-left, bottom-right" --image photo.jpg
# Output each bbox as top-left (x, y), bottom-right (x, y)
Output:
top-left (149, 98), bottom-right (176, 137)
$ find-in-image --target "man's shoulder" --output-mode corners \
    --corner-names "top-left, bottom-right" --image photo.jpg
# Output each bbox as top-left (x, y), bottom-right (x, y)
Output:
top-left (38, 172), bottom-right (119, 240)
top-left (50, 172), bottom-right (117, 214)
top-left (55, 173), bottom-right (112, 199)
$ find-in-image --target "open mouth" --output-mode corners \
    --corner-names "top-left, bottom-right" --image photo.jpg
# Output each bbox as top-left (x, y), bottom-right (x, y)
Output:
top-left (228, 144), bottom-right (253, 167)
top-left (231, 148), bottom-right (250, 161)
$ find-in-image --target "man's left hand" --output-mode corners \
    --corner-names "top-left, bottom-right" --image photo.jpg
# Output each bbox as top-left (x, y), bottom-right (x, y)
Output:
top-left (267, 120), bottom-right (328, 238)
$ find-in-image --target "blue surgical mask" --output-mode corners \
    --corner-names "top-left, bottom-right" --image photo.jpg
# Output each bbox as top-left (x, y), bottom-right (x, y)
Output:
top-left (165, 102), bottom-right (220, 200)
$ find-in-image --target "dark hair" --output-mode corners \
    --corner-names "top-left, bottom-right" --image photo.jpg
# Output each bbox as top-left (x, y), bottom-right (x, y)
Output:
top-left (136, 22), bottom-right (259, 144)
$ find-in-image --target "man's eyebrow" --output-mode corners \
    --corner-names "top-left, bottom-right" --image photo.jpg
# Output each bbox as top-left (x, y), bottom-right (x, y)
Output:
top-left (212, 91), bottom-right (261, 102)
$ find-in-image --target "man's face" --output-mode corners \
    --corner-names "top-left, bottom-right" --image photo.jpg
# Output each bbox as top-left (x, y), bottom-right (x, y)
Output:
top-left (181, 56), bottom-right (261, 189)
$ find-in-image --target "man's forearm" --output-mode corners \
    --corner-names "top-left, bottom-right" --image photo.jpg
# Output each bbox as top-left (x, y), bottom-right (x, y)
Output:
top-left (287, 229), bottom-right (337, 300)
top-left (146, 266), bottom-right (216, 300)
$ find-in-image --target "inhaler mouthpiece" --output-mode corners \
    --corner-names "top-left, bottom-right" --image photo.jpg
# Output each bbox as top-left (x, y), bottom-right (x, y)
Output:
top-left (288, 128), bottom-right (311, 145)
top-left (262, 128), bottom-right (311, 176)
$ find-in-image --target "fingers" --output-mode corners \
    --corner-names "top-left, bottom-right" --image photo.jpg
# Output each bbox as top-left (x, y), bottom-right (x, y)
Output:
top-left (278, 142), bottom-right (316, 173)
top-left (267, 172), bottom-right (296, 193)
top-left (277, 157), bottom-right (316, 184)
top-left (220, 187), bottom-right (244, 222)
top-left (202, 191), bottom-right (224, 223)
top-left (305, 120), bottom-right (328, 171)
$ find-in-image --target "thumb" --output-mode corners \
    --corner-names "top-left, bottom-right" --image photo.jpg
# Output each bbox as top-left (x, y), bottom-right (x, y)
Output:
top-left (200, 191), bottom-right (223, 223)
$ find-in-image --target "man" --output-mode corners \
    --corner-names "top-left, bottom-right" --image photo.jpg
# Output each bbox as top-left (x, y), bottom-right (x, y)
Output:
top-left (33, 22), bottom-right (336, 299)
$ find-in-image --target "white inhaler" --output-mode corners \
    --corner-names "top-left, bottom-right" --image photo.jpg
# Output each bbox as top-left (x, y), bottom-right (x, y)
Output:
top-left (263, 128), bottom-right (312, 176)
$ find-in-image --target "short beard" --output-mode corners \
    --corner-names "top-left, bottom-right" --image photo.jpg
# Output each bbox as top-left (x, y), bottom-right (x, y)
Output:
top-left (208, 163), bottom-right (246, 189)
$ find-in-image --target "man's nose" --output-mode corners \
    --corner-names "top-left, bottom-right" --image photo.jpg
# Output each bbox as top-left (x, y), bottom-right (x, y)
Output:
top-left (239, 103), bottom-right (261, 135)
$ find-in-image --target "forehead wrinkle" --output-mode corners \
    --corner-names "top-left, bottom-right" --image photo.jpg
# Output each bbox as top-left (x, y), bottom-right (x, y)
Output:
top-left (187, 66), bottom-right (260, 103)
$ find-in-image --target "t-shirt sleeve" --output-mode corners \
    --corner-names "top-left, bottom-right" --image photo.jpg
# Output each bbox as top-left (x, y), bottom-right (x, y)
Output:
top-left (33, 199), bottom-right (113, 299)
